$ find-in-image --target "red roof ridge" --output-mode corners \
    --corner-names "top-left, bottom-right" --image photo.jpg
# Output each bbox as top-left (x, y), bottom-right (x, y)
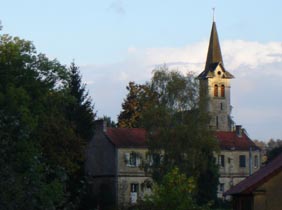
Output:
top-left (105, 127), bottom-right (147, 148)
top-left (215, 130), bottom-right (259, 151)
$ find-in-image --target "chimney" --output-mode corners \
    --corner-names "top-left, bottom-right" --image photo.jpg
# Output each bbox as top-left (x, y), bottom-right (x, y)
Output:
top-left (94, 119), bottom-right (107, 132)
top-left (235, 125), bottom-right (242, 137)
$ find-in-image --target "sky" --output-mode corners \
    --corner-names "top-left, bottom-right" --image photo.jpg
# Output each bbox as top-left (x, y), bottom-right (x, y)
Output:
top-left (1, 0), bottom-right (282, 141)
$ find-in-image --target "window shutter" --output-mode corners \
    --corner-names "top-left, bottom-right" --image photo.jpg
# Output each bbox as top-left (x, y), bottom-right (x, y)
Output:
top-left (136, 156), bottom-right (141, 166)
top-left (125, 153), bottom-right (130, 166)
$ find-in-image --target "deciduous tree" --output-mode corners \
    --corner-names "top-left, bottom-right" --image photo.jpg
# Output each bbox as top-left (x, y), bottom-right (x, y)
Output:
top-left (0, 34), bottom-right (94, 210)
top-left (136, 167), bottom-right (211, 210)
top-left (139, 65), bottom-right (219, 204)
top-left (118, 81), bottom-right (155, 128)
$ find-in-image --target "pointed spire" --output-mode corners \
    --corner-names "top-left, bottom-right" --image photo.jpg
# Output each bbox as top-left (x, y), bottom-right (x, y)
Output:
top-left (204, 21), bottom-right (223, 70)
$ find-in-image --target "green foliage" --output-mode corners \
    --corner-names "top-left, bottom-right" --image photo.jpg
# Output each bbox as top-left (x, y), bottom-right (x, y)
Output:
top-left (118, 81), bottom-right (156, 128)
top-left (101, 115), bottom-right (117, 127)
top-left (67, 61), bottom-right (96, 141)
top-left (267, 145), bottom-right (282, 163)
top-left (0, 34), bottom-right (94, 209)
top-left (134, 167), bottom-right (211, 210)
top-left (138, 65), bottom-right (219, 204)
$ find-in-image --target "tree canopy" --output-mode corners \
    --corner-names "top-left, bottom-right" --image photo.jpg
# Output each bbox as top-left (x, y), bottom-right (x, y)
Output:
top-left (118, 65), bottom-right (220, 205)
top-left (138, 167), bottom-right (212, 210)
top-left (0, 34), bottom-right (95, 210)
top-left (118, 81), bottom-right (154, 128)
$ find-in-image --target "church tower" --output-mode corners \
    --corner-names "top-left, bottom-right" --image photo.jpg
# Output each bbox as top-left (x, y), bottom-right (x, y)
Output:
top-left (198, 21), bottom-right (234, 131)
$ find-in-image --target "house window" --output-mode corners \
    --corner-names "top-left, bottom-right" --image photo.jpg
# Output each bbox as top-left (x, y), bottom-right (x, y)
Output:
top-left (131, 183), bottom-right (139, 193)
top-left (254, 155), bottom-right (258, 168)
top-left (221, 85), bottom-right (225, 97)
top-left (130, 183), bottom-right (139, 204)
top-left (219, 183), bottom-right (225, 192)
top-left (125, 152), bottom-right (141, 167)
top-left (214, 84), bottom-right (218, 97)
top-left (218, 155), bottom-right (225, 167)
top-left (239, 155), bottom-right (246, 168)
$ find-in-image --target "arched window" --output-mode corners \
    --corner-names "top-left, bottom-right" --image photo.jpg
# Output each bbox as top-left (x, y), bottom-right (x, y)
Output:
top-left (221, 85), bottom-right (225, 97)
top-left (214, 85), bottom-right (218, 97)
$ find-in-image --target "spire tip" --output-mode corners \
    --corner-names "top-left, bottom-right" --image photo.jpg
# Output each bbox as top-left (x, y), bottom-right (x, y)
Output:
top-left (212, 8), bottom-right (216, 22)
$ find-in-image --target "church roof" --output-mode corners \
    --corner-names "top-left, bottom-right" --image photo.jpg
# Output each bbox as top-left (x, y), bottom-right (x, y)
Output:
top-left (105, 128), bottom-right (147, 148)
top-left (198, 62), bottom-right (234, 79)
top-left (198, 21), bottom-right (234, 79)
top-left (216, 131), bottom-right (260, 151)
top-left (224, 153), bottom-right (282, 195)
top-left (205, 21), bottom-right (223, 69)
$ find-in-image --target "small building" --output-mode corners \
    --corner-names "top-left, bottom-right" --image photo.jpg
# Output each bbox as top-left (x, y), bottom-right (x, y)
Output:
top-left (215, 127), bottom-right (261, 198)
top-left (85, 120), bottom-right (152, 208)
top-left (224, 153), bottom-right (282, 210)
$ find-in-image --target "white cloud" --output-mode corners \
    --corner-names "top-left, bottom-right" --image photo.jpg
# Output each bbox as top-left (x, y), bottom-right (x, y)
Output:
top-left (80, 40), bottom-right (282, 141)
top-left (223, 40), bottom-right (282, 71)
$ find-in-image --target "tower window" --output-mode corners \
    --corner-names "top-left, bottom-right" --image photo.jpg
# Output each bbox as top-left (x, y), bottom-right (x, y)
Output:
top-left (220, 102), bottom-right (223, 110)
top-left (216, 116), bottom-right (219, 129)
top-left (221, 85), bottom-right (225, 97)
top-left (214, 85), bottom-right (218, 97)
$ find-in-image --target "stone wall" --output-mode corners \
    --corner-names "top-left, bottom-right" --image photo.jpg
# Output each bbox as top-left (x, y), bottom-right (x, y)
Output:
top-left (116, 148), bottom-right (153, 206)
top-left (217, 149), bottom-right (261, 198)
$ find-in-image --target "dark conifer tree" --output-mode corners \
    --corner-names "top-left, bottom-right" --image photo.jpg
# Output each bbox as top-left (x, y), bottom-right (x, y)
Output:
top-left (68, 61), bottom-right (96, 141)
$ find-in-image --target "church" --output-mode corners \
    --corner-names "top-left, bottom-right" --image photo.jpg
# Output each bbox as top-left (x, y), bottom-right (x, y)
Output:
top-left (197, 20), bottom-right (261, 198)
top-left (85, 20), bottom-right (261, 207)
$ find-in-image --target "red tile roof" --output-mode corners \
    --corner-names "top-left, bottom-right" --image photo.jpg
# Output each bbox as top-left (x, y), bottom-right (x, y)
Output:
top-left (105, 128), bottom-right (147, 148)
top-left (216, 131), bottom-right (259, 151)
top-left (105, 128), bottom-right (258, 151)
top-left (224, 153), bottom-right (282, 195)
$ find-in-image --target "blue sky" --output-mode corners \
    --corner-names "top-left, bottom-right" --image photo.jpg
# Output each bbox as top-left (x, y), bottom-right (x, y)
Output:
top-left (1, 0), bottom-right (282, 141)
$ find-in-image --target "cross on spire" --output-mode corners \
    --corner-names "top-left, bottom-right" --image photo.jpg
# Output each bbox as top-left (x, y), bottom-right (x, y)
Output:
top-left (212, 8), bottom-right (216, 22)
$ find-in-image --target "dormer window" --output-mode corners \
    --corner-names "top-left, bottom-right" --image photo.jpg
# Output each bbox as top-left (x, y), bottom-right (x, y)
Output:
top-left (214, 85), bottom-right (218, 97)
top-left (221, 85), bottom-right (225, 97)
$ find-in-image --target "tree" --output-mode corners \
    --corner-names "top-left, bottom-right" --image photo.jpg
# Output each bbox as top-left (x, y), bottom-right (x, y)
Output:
top-left (136, 167), bottom-right (211, 210)
top-left (139, 65), bottom-right (219, 204)
top-left (67, 61), bottom-right (96, 141)
top-left (0, 34), bottom-right (70, 210)
top-left (118, 81), bottom-right (154, 128)
top-left (0, 34), bottom-right (92, 210)
top-left (101, 115), bottom-right (116, 128)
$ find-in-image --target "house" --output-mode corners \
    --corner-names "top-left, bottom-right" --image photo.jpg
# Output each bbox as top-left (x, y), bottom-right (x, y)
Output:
top-left (215, 127), bottom-right (261, 198)
top-left (198, 20), bottom-right (261, 197)
top-left (85, 120), bottom-right (152, 208)
top-left (224, 153), bottom-right (282, 210)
